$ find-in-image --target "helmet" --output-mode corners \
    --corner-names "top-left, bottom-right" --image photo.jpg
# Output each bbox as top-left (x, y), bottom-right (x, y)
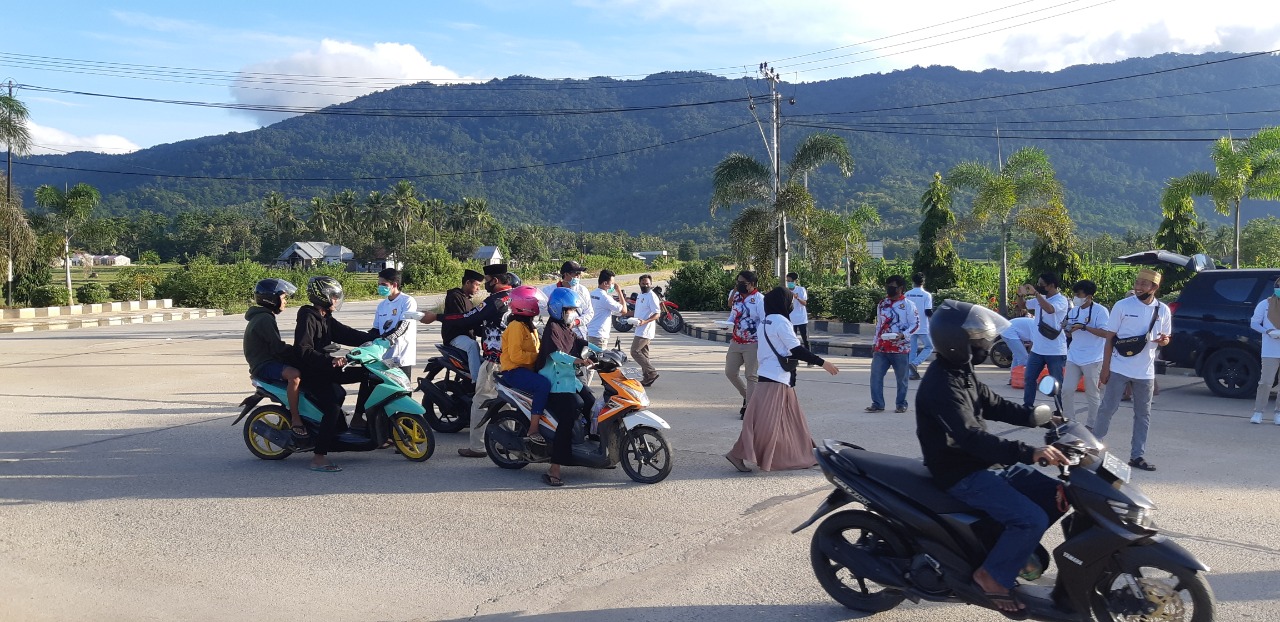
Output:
top-left (254, 278), bottom-right (297, 313)
top-left (546, 287), bottom-right (581, 321)
top-left (306, 276), bottom-right (345, 311)
top-left (930, 300), bottom-right (1010, 366)
top-left (506, 272), bottom-right (522, 287)
top-left (508, 285), bottom-right (541, 317)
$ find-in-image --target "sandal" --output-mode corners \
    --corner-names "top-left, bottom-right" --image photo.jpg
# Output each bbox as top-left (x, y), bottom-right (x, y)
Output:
top-left (541, 473), bottom-right (564, 487)
top-left (725, 453), bottom-right (752, 473)
top-left (1128, 457), bottom-right (1157, 471)
top-left (309, 463), bottom-right (342, 473)
top-left (290, 425), bottom-right (310, 438)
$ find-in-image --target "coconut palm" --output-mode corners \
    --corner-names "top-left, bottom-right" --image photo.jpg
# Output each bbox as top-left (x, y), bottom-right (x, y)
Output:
top-left (262, 191), bottom-right (300, 236)
top-left (330, 190), bottom-right (359, 247)
top-left (711, 132), bottom-right (854, 276)
top-left (307, 196), bottom-right (333, 239)
top-left (34, 183), bottom-right (101, 306)
top-left (946, 146), bottom-right (1064, 314)
top-left (1160, 127), bottom-right (1280, 268)
top-left (390, 180), bottom-right (420, 258)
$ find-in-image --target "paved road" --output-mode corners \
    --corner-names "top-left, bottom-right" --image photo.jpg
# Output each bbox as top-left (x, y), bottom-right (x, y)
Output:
top-left (1, 302), bottom-right (1277, 621)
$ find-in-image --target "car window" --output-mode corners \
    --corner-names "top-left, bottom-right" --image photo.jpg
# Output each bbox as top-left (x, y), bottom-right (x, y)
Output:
top-left (1211, 277), bottom-right (1258, 303)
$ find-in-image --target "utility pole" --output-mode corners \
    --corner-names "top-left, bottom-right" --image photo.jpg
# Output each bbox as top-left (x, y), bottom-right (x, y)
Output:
top-left (6, 80), bottom-right (14, 307)
top-left (760, 63), bottom-right (785, 279)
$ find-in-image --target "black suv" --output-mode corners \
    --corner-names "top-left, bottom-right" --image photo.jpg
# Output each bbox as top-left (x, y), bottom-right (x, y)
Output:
top-left (1120, 250), bottom-right (1280, 398)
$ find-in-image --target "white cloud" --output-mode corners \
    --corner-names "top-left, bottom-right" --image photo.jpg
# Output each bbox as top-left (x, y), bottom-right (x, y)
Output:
top-left (26, 121), bottom-right (140, 155)
top-left (230, 39), bottom-right (469, 125)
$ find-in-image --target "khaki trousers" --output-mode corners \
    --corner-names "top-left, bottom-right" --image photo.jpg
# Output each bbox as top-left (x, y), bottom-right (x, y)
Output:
top-left (469, 360), bottom-right (499, 452)
top-left (631, 336), bottom-right (655, 379)
top-left (725, 341), bottom-right (759, 402)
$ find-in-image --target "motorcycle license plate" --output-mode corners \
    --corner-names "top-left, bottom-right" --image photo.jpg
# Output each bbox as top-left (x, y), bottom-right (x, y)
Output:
top-left (1100, 452), bottom-right (1131, 484)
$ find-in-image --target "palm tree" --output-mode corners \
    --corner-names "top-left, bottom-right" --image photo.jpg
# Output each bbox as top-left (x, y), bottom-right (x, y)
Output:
top-left (34, 183), bottom-right (101, 306)
top-left (330, 190), bottom-right (359, 248)
top-left (262, 191), bottom-right (300, 236)
top-left (711, 132), bottom-right (854, 277)
top-left (307, 196), bottom-right (333, 239)
top-left (412, 197), bottom-right (446, 242)
top-left (3, 91), bottom-right (33, 306)
top-left (1161, 127), bottom-right (1280, 268)
top-left (946, 146), bottom-right (1063, 314)
top-left (390, 180), bottom-right (420, 259)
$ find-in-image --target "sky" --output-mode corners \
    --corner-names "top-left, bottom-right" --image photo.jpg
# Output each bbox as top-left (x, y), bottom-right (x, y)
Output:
top-left (3, 0), bottom-right (1279, 155)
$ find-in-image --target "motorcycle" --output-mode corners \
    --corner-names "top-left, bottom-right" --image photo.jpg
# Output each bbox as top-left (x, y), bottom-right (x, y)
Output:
top-left (989, 337), bottom-right (1014, 368)
top-left (418, 343), bottom-right (475, 433)
top-left (795, 375), bottom-right (1215, 621)
top-left (477, 340), bottom-right (674, 483)
top-left (611, 286), bottom-right (685, 334)
top-left (232, 322), bottom-right (436, 463)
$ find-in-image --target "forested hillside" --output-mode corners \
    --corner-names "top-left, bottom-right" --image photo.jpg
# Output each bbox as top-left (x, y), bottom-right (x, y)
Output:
top-left (13, 52), bottom-right (1280, 248)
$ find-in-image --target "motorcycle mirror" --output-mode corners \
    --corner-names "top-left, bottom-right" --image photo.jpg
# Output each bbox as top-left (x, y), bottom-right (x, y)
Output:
top-left (1037, 376), bottom-right (1059, 397)
top-left (653, 286), bottom-right (664, 295)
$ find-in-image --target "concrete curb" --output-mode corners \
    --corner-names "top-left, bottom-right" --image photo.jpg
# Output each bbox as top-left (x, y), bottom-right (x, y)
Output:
top-left (0, 308), bottom-right (221, 334)
top-left (680, 312), bottom-right (875, 358)
top-left (1, 299), bottom-right (174, 320)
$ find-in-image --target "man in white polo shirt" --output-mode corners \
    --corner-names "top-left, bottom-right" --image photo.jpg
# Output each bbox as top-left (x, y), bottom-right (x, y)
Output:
top-left (1023, 272), bottom-right (1069, 408)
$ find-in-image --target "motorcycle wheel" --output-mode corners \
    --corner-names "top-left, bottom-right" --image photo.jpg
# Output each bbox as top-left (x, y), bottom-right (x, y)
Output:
top-left (242, 404), bottom-right (295, 461)
top-left (484, 411), bottom-right (530, 470)
top-left (421, 368), bottom-right (470, 433)
top-left (990, 340), bottom-right (1013, 369)
top-left (390, 413), bottom-right (435, 462)
top-left (1091, 558), bottom-right (1215, 622)
top-left (658, 310), bottom-right (684, 334)
top-left (619, 425), bottom-right (673, 484)
top-left (613, 316), bottom-right (634, 333)
top-left (810, 510), bottom-right (908, 613)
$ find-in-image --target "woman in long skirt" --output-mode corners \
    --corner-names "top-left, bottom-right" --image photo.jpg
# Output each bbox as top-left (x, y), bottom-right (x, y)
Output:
top-left (726, 286), bottom-right (839, 472)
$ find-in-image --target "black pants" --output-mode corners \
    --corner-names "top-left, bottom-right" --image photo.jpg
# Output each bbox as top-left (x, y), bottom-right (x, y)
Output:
top-left (547, 387), bottom-right (595, 465)
top-left (794, 324), bottom-right (810, 351)
top-left (303, 368), bottom-right (365, 455)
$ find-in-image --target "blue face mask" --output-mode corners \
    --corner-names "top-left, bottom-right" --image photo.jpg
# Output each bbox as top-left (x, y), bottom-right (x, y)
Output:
top-left (786, 282), bottom-right (796, 289)
top-left (569, 277), bottom-right (580, 287)
top-left (1274, 288), bottom-right (1280, 298)
top-left (377, 285), bottom-right (392, 297)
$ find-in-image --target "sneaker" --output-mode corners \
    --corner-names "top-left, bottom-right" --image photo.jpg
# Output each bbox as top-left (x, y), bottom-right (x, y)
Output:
top-left (865, 405), bottom-right (885, 413)
top-left (895, 405), bottom-right (908, 413)
top-left (909, 364), bottom-right (920, 380)
top-left (641, 374), bottom-right (659, 387)
top-left (1252, 412), bottom-right (1264, 424)
top-left (1128, 457), bottom-right (1156, 472)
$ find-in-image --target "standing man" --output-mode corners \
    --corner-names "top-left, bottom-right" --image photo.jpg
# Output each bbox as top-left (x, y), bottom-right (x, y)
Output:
top-left (440, 269), bottom-right (485, 383)
top-left (1022, 272), bottom-right (1069, 408)
top-left (867, 275), bottom-right (919, 413)
top-left (1062, 280), bottom-right (1110, 428)
top-left (785, 272), bottom-right (810, 354)
top-left (905, 272), bottom-right (934, 380)
top-left (586, 269), bottom-right (625, 349)
top-left (542, 260), bottom-right (593, 339)
top-left (351, 268), bottom-right (421, 430)
top-left (726, 270), bottom-right (766, 418)
top-left (1095, 269), bottom-right (1170, 472)
top-left (630, 274), bottom-right (661, 387)
top-left (443, 264), bottom-right (515, 458)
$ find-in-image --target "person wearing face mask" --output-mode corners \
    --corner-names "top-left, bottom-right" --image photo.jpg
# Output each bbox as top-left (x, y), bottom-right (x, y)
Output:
top-left (785, 272), bottom-right (811, 354)
top-left (440, 269), bottom-right (485, 383)
top-left (536, 288), bottom-right (597, 486)
top-left (542, 260), bottom-right (593, 339)
top-left (726, 270), bottom-right (767, 418)
top-left (867, 275), bottom-right (919, 413)
top-left (1248, 276), bottom-right (1280, 425)
top-left (1061, 279), bottom-right (1110, 429)
top-left (352, 268), bottom-right (422, 431)
top-left (630, 274), bottom-right (661, 386)
top-left (1095, 269), bottom-right (1171, 472)
top-left (1022, 272), bottom-right (1069, 408)
top-left (586, 269), bottom-right (625, 348)
top-left (442, 264), bottom-right (515, 458)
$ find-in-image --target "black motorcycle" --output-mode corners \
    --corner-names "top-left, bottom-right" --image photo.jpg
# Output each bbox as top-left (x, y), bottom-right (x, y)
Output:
top-left (417, 343), bottom-right (474, 433)
top-left (795, 376), bottom-right (1215, 621)
top-left (611, 286), bottom-right (685, 335)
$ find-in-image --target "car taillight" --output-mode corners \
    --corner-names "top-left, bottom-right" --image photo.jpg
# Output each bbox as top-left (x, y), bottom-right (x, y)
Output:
top-left (1167, 302), bottom-right (1179, 315)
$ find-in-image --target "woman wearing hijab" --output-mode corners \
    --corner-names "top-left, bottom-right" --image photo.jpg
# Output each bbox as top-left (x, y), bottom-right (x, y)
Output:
top-left (1250, 275), bottom-right (1280, 425)
top-left (537, 288), bottom-right (597, 486)
top-left (726, 286), bottom-right (839, 472)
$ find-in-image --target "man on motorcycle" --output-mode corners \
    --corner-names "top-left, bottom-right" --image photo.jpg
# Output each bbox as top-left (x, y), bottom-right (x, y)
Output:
top-left (441, 268), bottom-right (486, 383)
top-left (915, 300), bottom-right (1068, 613)
top-left (441, 264), bottom-right (515, 458)
top-left (294, 276), bottom-right (381, 472)
top-left (243, 278), bottom-right (304, 441)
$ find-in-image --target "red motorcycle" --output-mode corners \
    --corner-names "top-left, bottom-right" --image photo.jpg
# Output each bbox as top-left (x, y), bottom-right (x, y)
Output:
top-left (612, 286), bottom-right (684, 334)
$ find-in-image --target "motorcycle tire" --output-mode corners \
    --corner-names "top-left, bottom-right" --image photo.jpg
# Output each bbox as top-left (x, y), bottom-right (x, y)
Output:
top-left (390, 413), bottom-right (435, 462)
top-left (810, 510), bottom-right (909, 613)
top-left (990, 339), bottom-right (1013, 369)
top-left (619, 425), bottom-right (673, 484)
top-left (242, 404), bottom-right (295, 461)
top-left (613, 316), bottom-right (634, 333)
top-left (484, 411), bottom-right (530, 470)
top-left (422, 367), bottom-right (470, 433)
top-left (658, 310), bottom-right (684, 334)
top-left (1091, 556), bottom-right (1215, 622)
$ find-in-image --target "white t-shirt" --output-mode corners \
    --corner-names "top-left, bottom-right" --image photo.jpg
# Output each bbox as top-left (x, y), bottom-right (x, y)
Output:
top-left (632, 290), bottom-right (661, 340)
top-left (587, 288), bottom-right (624, 341)
top-left (904, 287), bottom-right (933, 335)
top-left (756, 315), bottom-right (802, 385)
top-left (373, 293), bottom-right (418, 367)
top-left (1002, 316), bottom-right (1035, 343)
top-left (1065, 302), bottom-right (1111, 366)
top-left (789, 285), bottom-right (809, 325)
top-left (1105, 296), bottom-right (1171, 380)
top-left (1251, 299), bottom-right (1280, 359)
top-left (1029, 292), bottom-right (1069, 356)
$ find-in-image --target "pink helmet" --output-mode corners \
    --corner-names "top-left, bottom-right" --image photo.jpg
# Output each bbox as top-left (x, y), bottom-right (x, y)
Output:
top-left (508, 285), bottom-right (541, 318)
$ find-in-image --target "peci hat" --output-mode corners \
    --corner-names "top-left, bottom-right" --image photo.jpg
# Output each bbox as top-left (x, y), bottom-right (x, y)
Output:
top-left (482, 263), bottom-right (508, 277)
top-left (560, 260), bottom-right (586, 275)
top-left (463, 269), bottom-right (485, 283)
top-left (1137, 268), bottom-right (1162, 287)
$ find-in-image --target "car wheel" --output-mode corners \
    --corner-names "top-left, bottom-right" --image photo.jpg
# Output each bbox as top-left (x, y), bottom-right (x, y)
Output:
top-left (1202, 348), bottom-right (1259, 399)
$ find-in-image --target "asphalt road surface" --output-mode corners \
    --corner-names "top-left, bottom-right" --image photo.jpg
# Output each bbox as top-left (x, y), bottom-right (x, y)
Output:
top-left (1, 301), bottom-right (1277, 621)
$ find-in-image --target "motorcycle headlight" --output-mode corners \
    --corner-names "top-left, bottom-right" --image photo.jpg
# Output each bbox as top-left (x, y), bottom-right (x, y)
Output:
top-left (1107, 500), bottom-right (1156, 529)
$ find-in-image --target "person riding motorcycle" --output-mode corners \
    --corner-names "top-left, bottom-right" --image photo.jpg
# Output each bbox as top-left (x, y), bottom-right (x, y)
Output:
top-left (537, 287), bottom-right (597, 487)
top-left (914, 300), bottom-right (1068, 613)
top-left (294, 276), bottom-right (380, 472)
top-left (441, 264), bottom-right (515, 458)
top-left (243, 278), bottom-right (304, 442)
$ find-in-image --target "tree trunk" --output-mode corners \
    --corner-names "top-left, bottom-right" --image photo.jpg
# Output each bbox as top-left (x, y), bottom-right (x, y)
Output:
top-left (64, 235), bottom-right (73, 307)
top-left (998, 223), bottom-right (1010, 315)
top-left (1233, 199), bottom-right (1242, 268)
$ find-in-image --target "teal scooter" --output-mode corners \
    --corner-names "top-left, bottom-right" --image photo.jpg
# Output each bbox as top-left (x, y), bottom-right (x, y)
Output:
top-left (232, 321), bottom-right (436, 462)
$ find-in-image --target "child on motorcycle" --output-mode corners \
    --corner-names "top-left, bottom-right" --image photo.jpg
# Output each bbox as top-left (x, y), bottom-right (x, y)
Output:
top-left (242, 278), bottom-right (306, 443)
top-left (499, 286), bottom-right (552, 444)
top-left (536, 288), bottom-right (597, 487)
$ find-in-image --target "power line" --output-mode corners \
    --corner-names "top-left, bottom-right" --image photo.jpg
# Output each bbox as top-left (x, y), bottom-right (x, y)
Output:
top-left (787, 120), bottom-right (1235, 142)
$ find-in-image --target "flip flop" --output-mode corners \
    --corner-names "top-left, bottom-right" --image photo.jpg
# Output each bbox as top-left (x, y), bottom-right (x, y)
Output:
top-left (977, 589), bottom-right (1027, 619)
top-left (309, 463), bottom-right (342, 472)
top-left (541, 473), bottom-right (564, 487)
top-left (290, 425), bottom-right (310, 438)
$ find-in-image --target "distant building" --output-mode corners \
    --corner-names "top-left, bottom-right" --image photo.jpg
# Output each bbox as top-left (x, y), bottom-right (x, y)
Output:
top-left (277, 242), bottom-right (354, 269)
top-left (630, 250), bottom-right (669, 265)
top-left (867, 240), bottom-right (884, 261)
top-left (94, 255), bottom-right (132, 266)
top-left (472, 246), bottom-right (504, 266)
top-left (365, 251), bottom-right (403, 273)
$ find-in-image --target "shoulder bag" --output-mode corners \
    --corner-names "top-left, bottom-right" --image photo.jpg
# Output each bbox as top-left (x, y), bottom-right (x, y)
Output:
top-left (1036, 303), bottom-right (1063, 340)
top-left (1113, 306), bottom-right (1160, 357)
top-left (762, 319), bottom-right (799, 384)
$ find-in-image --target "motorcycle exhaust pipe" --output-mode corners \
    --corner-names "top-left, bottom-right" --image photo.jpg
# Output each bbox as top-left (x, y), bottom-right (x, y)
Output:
top-left (251, 419), bottom-right (297, 449)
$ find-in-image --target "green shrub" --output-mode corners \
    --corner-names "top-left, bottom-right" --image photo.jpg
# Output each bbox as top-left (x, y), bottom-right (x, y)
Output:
top-left (401, 242), bottom-right (465, 292)
top-left (934, 287), bottom-right (985, 305)
top-left (805, 285), bottom-right (836, 319)
top-left (75, 282), bottom-right (111, 304)
top-left (831, 285), bottom-right (881, 324)
top-left (157, 257), bottom-right (377, 311)
top-left (667, 259), bottom-right (734, 311)
top-left (110, 266), bottom-right (163, 301)
top-left (30, 285), bottom-right (69, 307)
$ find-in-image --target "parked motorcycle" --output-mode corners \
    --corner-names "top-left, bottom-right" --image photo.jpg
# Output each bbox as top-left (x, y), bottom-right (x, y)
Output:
top-left (795, 375), bottom-right (1215, 621)
top-left (418, 343), bottom-right (475, 433)
top-left (477, 340), bottom-right (674, 483)
top-left (990, 337), bottom-right (1014, 368)
top-left (611, 286), bottom-right (685, 334)
top-left (233, 323), bottom-right (436, 462)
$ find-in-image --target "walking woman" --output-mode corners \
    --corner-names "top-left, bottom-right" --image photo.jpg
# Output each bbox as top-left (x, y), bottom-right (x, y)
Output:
top-left (1250, 275), bottom-right (1280, 425)
top-left (726, 287), bottom-right (839, 472)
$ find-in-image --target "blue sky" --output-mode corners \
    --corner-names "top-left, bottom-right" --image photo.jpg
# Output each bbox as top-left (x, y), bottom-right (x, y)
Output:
top-left (3, 1), bottom-right (1278, 153)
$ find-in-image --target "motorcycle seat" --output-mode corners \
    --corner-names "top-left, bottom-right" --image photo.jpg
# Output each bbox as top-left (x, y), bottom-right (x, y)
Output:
top-left (495, 378), bottom-right (535, 400)
top-left (838, 448), bottom-right (978, 514)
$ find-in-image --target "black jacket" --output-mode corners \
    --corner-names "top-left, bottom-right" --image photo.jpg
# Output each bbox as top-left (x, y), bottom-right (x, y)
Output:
top-left (293, 305), bottom-right (377, 377)
top-left (242, 306), bottom-right (296, 376)
top-left (440, 288), bottom-right (511, 363)
top-left (440, 287), bottom-right (477, 344)
top-left (915, 361), bottom-right (1051, 489)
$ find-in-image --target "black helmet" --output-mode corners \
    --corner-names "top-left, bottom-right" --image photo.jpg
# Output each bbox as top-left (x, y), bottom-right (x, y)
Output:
top-left (506, 272), bottom-right (522, 287)
top-left (254, 278), bottom-right (297, 313)
top-left (306, 276), bottom-right (345, 311)
top-left (930, 300), bottom-right (1010, 366)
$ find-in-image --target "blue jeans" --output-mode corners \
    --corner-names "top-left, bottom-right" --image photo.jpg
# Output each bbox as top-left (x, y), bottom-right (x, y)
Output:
top-left (947, 465), bottom-right (1064, 588)
top-left (1023, 352), bottom-right (1065, 407)
top-left (909, 333), bottom-right (934, 367)
top-left (1003, 336), bottom-right (1029, 368)
top-left (870, 351), bottom-right (909, 409)
top-left (500, 367), bottom-right (551, 416)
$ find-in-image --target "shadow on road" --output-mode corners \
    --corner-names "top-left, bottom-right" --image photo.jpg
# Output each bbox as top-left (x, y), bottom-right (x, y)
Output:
top-left (429, 603), bottom-right (870, 621)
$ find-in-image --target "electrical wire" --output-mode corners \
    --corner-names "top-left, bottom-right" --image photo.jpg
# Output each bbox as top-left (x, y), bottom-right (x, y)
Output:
top-left (787, 120), bottom-right (1241, 142)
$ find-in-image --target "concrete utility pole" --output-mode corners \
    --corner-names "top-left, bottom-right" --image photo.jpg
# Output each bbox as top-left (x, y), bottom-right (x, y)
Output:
top-left (6, 80), bottom-right (14, 307)
top-left (760, 63), bottom-right (786, 279)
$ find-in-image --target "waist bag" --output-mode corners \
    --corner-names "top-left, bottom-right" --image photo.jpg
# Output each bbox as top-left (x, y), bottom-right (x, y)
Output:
top-left (1113, 308), bottom-right (1160, 357)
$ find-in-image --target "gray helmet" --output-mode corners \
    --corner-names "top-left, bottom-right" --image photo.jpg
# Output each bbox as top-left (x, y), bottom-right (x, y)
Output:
top-left (930, 300), bottom-right (1010, 366)
top-left (306, 276), bottom-right (345, 311)
top-left (254, 278), bottom-right (297, 313)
